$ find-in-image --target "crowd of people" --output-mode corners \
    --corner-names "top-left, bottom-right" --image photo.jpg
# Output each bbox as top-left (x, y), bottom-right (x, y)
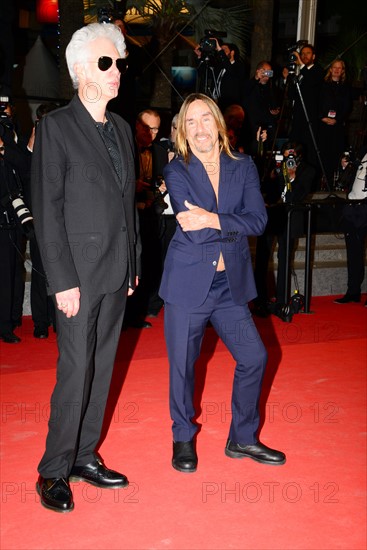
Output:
top-left (0, 20), bottom-right (366, 513)
top-left (1, 26), bottom-right (366, 339)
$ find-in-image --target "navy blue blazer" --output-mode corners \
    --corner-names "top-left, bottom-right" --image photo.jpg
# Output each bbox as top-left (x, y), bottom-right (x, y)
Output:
top-left (159, 151), bottom-right (267, 308)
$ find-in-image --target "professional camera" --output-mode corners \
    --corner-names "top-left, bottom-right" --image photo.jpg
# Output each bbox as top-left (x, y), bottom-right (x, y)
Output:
top-left (0, 96), bottom-right (8, 113)
top-left (273, 150), bottom-right (299, 171)
top-left (0, 96), bottom-right (13, 131)
top-left (97, 7), bottom-right (114, 23)
top-left (285, 151), bottom-right (298, 169)
top-left (11, 193), bottom-right (35, 237)
top-left (97, 2), bottom-right (125, 24)
top-left (287, 52), bottom-right (298, 75)
top-left (152, 176), bottom-right (168, 216)
top-left (199, 30), bottom-right (227, 55)
top-left (286, 40), bottom-right (308, 74)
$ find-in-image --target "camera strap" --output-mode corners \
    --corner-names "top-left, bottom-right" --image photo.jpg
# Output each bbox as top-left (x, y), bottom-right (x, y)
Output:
top-left (282, 162), bottom-right (292, 192)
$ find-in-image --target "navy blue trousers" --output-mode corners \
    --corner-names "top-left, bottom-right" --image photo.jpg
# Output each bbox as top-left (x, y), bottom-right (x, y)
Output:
top-left (164, 271), bottom-right (267, 444)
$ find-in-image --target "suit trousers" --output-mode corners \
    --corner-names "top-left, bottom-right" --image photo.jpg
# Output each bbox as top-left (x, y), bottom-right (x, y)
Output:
top-left (38, 280), bottom-right (128, 478)
top-left (164, 271), bottom-right (267, 444)
top-left (30, 236), bottom-right (55, 330)
top-left (0, 228), bottom-right (17, 333)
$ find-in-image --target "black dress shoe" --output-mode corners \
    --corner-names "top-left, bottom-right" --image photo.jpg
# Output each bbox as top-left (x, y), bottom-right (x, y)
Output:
top-left (0, 331), bottom-right (21, 344)
top-left (225, 440), bottom-right (286, 465)
top-left (128, 320), bottom-right (152, 329)
top-left (334, 294), bottom-right (360, 304)
top-left (172, 441), bottom-right (198, 473)
top-left (36, 476), bottom-right (74, 513)
top-left (33, 326), bottom-right (49, 339)
top-left (69, 458), bottom-right (128, 489)
top-left (252, 302), bottom-right (270, 318)
top-left (268, 302), bottom-right (293, 323)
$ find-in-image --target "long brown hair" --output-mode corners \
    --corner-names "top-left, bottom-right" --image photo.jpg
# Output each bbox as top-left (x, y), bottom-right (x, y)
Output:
top-left (175, 93), bottom-right (236, 163)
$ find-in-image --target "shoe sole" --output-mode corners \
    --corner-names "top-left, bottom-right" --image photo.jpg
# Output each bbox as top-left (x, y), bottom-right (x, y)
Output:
top-left (68, 475), bottom-right (129, 489)
top-left (171, 462), bottom-right (197, 473)
top-left (36, 482), bottom-right (74, 513)
top-left (334, 301), bottom-right (360, 304)
top-left (225, 449), bottom-right (286, 465)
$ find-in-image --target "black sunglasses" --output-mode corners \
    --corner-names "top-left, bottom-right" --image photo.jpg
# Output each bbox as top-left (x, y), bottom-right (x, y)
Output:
top-left (96, 56), bottom-right (128, 74)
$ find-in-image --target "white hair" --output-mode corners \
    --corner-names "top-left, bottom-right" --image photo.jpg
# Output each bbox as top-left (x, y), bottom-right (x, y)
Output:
top-left (66, 23), bottom-right (126, 89)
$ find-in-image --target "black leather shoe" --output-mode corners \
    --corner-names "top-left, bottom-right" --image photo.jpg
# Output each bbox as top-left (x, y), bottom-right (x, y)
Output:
top-left (69, 458), bottom-right (128, 488)
top-left (36, 476), bottom-right (74, 513)
top-left (128, 320), bottom-right (152, 329)
top-left (269, 302), bottom-right (293, 323)
top-left (34, 326), bottom-right (49, 339)
top-left (0, 331), bottom-right (21, 343)
top-left (334, 294), bottom-right (360, 304)
top-left (225, 440), bottom-right (286, 465)
top-left (172, 441), bottom-right (198, 473)
top-left (252, 302), bottom-right (270, 318)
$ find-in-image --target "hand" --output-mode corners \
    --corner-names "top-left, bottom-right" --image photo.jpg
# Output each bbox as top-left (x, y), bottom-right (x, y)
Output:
top-left (194, 46), bottom-right (202, 58)
top-left (55, 287), bottom-right (80, 318)
top-left (27, 126), bottom-right (36, 152)
top-left (158, 181), bottom-right (167, 193)
top-left (323, 117), bottom-right (337, 126)
top-left (176, 200), bottom-right (219, 231)
top-left (293, 50), bottom-right (302, 65)
top-left (128, 276), bottom-right (139, 296)
top-left (256, 127), bottom-right (267, 143)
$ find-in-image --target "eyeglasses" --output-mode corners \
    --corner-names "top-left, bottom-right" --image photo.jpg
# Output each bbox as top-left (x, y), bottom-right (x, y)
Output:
top-left (139, 122), bottom-right (159, 134)
top-left (90, 56), bottom-right (128, 74)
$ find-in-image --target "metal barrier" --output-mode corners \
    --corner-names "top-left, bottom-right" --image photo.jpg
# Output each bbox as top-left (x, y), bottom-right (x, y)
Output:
top-left (284, 198), bottom-right (367, 313)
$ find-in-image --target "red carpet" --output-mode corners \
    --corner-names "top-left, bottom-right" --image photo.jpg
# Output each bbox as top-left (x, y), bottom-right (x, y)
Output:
top-left (1, 296), bottom-right (366, 550)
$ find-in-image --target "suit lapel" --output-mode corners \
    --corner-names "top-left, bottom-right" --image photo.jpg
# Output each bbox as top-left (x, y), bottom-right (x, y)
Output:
top-left (187, 153), bottom-right (231, 212)
top-left (109, 112), bottom-right (129, 193)
top-left (218, 154), bottom-right (231, 210)
top-left (188, 154), bottom-right (217, 210)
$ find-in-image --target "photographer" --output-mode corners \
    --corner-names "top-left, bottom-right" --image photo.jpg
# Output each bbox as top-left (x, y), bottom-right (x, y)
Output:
top-left (0, 112), bottom-right (32, 343)
top-left (27, 103), bottom-right (59, 338)
top-left (253, 141), bottom-right (315, 321)
top-left (194, 33), bottom-right (247, 112)
top-left (334, 145), bottom-right (367, 306)
top-left (288, 44), bottom-right (325, 185)
top-left (243, 61), bottom-right (280, 160)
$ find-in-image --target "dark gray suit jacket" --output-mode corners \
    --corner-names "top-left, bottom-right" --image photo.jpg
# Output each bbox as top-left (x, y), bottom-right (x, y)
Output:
top-left (31, 94), bottom-right (140, 296)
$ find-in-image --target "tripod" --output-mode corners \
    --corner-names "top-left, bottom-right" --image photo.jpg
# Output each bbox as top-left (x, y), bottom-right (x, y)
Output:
top-left (292, 74), bottom-right (330, 191)
top-left (265, 72), bottom-right (331, 191)
top-left (196, 55), bottom-right (220, 100)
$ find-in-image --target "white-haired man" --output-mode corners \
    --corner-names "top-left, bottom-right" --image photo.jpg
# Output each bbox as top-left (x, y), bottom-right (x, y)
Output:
top-left (31, 23), bottom-right (140, 513)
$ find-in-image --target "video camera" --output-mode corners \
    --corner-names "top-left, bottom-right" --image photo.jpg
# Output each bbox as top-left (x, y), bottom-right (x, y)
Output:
top-left (199, 30), bottom-right (227, 55)
top-left (97, 1), bottom-right (125, 24)
top-left (286, 40), bottom-right (308, 74)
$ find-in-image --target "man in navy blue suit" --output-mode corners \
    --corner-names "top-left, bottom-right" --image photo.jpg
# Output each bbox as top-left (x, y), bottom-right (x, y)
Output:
top-left (159, 93), bottom-right (286, 472)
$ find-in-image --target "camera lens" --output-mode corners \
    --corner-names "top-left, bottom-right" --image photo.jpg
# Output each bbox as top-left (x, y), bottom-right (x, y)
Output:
top-left (286, 158), bottom-right (296, 169)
